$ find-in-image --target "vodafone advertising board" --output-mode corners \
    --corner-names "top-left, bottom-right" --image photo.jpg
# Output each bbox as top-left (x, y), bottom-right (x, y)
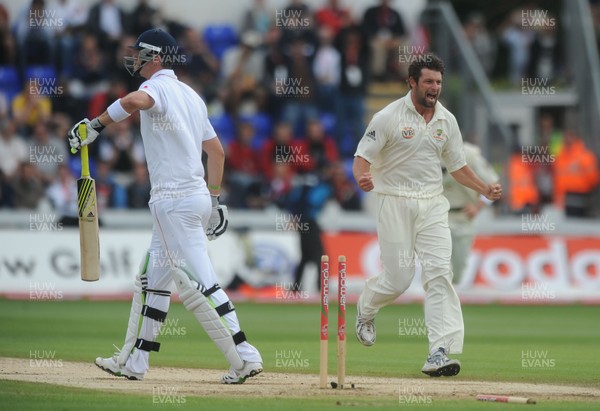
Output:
top-left (1, 230), bottom-right (598, 302)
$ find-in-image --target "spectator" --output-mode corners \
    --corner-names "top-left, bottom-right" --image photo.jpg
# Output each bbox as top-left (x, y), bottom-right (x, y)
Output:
top-left (313, 26), bottom-right (341, 114)
top-left (286, 173), bottom-right (331, 291)
top-left (242, 0), bottom-right (272, 47)
top-left (14, 0), bottom-right (55, 66)
top-left (527, 14), bottom-right (562, 84)
top-left (463, 12), bottom-right (496, 76)
top-left (179, 28), bottom-right (220, 101)
top-left (269, 162), bottom-right (295, 208)
top-left (30, 121), bottom-right (68, 185)
top-left (46, 164), bottom-right (78, 226)
top-left (51, 79), bottom-right (88, 128)
top-left (534, 113), bottom-right (563, 204)
top-left (11, 81), bottom-right (52, 133)
top-left (500, 10), bottom-right (534, 87)
top-left (336, 24), bottom-right (368, 153)
top-left (298, 118), bottom-right (338, 175)
top-left (0, 120), bottom-right (28, 179)
top-left (10, 162), bottom-right (46, 209)
top-left (330, 161), bottom-right (361, 210)
top-left (0, 4), bottom-right (16, 65)
top-left (361, 0), bottom-right (406, 81)
top-left (127, 162), bottom-right (151, 209)
top-left (281, 37), bottom-right (319, 136)
top-left (221, 30), bottom-right (265, 116)
top-left (263, 27), bottom-right (288, 119)
top-left (98, 118), bottom-right (138, 179)
top-left (50, 0), bottom-right (88, 77)
top-left (70, 33), bottom-right (109, 99)
top-left (553, 131), bottom-right (600, 215)
top-left (129, 0), bottom-right (157, 36)
top-left (86, 0), bottom-right (127, 54)
top-left (88, 76), bottom-right (127, 119)
top-left (507, 144), bottom-right (539, 214)
top-left (226, 121), bottom-right (265, 208)
top-left (95, 160), bottom-right (127, 210)
top-left (279, 0), bottom-right (318, 53)
top-left (0, 169), bottom-right (7, 207)
top-left (260, 121), bottom-right (299, 180)
top-left (314, 0), bottom-right (353, 36)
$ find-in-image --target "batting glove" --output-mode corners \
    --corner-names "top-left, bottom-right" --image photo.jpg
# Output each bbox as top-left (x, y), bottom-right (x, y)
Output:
top-left (205, 196), bottom-right (228, 241)
top-left (68, 118), bottom-right (105, 152)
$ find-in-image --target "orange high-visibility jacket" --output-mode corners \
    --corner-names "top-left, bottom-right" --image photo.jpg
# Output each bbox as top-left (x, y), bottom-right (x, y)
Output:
top-left (553, 139), bottom-right (600, 207)
top-left (508, 154), bottom-right (539, 211)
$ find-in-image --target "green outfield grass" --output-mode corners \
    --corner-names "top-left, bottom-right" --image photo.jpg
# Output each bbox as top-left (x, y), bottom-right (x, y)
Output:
top-left (1, 299), bottom-right (598, 410)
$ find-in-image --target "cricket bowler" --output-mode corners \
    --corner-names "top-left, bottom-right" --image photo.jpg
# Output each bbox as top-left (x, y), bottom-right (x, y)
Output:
top-left (352, 54), bottom-right (502, 377)
top-left (67, 28), bottom-right (262, 383)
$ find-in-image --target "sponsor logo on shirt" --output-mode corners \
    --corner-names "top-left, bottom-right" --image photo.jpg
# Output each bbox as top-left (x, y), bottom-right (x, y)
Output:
top-left (401, 127), bottom-right (415, 139)
top-left (431, 128), bottom-right (447, 142)
top-left (366, 129), bottom-right (376, 141)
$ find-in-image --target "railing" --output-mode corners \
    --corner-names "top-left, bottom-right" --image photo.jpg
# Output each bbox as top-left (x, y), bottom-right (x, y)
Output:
top-left (421, 0), bottom-right (512, 161)
top-left (564, 0), bottom-right (600, 156)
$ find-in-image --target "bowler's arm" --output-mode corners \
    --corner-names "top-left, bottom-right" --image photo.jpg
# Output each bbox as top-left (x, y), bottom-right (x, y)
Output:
top-left (451, 165), bottom-right (502, 201)
top-left (353, 156), bottom-right (374, 192)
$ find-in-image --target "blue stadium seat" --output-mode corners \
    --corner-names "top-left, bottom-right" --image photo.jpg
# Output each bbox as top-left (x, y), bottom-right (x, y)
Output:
top-left (25, 65), bottom-right (57, 81)
top-left (24, 65), bottom-right (58, 96)
top-left (203, 25), bottom-right (238, 60)
top-left (0, 65), bottom-right (21, 102)
top-left (241, 113), bottom-right (273, 150)
top-left (210, 113), bottom-right (236, 145)
top-left (319, 112), bottom-right (337, 135)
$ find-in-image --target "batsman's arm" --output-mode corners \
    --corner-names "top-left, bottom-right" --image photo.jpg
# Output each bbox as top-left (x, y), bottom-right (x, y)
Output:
top-left (451, 165), bottom-right (502, 201)
top-left (96, 91), bottom-right (155, 127)
top-left (203, 137), bottom-right (225, 197)
top-left (352, 156), bottom-right (374, 192)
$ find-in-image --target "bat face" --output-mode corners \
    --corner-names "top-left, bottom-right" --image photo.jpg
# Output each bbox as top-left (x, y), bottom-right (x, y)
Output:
top-left (78, 172), bottom-right (100, 281)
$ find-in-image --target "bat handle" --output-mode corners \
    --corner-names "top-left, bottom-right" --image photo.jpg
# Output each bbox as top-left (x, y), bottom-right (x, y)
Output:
top-left (71, 148), bottom-right (77, 154)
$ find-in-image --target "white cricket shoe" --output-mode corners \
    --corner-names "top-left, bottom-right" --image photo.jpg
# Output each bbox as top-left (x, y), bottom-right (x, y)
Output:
top-left (95, 355), bottom-right (145, 381)
top-left (355, 309), bottom-right (376, 346)
top-left (221, 361), bottom-right (263, 384)
top-left (421, 347), bottom-right (461, 377)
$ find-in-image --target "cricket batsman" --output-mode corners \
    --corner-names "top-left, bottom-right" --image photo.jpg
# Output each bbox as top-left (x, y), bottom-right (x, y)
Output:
top-left (67, 28), bottom-right (262, 383)
top-left (352, 54), bottom-right (502, 377)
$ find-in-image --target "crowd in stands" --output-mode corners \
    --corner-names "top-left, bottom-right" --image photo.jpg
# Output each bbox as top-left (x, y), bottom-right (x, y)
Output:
top-left (0, 0), bottom-right (598, 220)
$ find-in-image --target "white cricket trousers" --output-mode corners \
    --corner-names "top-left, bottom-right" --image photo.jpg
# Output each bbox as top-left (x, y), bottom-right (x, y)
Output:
top-left (127, 193), bottom-right (261, 373)
top-left (358, 194), bottom-right (464, 354)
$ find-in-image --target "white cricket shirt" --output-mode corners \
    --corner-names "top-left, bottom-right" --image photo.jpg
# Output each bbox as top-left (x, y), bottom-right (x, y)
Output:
top-left (137, 69), bottom-right (216, 202)
top-left (355, 91), bottom-right (466, 198)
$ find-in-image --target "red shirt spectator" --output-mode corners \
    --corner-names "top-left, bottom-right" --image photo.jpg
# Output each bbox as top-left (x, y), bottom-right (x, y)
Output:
top-left (227, 121), bottom-right (261, 175)
top-left (314, 0), bottom-right (353, 36)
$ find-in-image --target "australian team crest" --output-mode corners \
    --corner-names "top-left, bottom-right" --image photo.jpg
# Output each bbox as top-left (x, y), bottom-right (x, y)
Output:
top-left (402, 127), bottom-right (415, 139)
top-left (432, 128), bottom-right (447, 142)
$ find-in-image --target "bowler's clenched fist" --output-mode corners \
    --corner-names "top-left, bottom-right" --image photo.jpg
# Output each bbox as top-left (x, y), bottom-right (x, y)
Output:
top-left (358, 172), bottom-right (374, 192)
top-left (484, 183), bottom-right (502, 201)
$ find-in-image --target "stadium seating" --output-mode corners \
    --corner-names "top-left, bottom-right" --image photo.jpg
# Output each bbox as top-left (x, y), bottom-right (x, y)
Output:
top-left (209, 113), bottom-right (236, 144)
top-left (0, 66), bottom-right (21, 102)
top-left (25, 65), bottom-right (57, 82)
top-left (203, 25), bottom-right (238, 60)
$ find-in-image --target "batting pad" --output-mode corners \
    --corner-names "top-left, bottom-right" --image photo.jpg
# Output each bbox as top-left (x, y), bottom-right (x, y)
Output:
top-left (171, 268), bottom-right (244, 370)
top-left (117, 263), bottom-right (147, 366)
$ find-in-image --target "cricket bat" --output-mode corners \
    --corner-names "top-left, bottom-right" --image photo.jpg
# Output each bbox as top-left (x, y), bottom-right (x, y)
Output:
top-left (74, 124), bottom-right (100, 281)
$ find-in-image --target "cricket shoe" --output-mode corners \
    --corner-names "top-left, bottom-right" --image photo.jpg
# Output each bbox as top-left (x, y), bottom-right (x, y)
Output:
top-left (95, 355), bottom-right (145, 381)
top-left (421, 347), bottom-right (461, 377)
top-left (355, 309), bottom-right (376, 346)
top-left (221, 361), bottom-right (263, 384)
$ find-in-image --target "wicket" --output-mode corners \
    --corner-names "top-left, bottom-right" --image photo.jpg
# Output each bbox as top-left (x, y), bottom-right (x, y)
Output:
top-left (320, 254), bottom-right (346, 389)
